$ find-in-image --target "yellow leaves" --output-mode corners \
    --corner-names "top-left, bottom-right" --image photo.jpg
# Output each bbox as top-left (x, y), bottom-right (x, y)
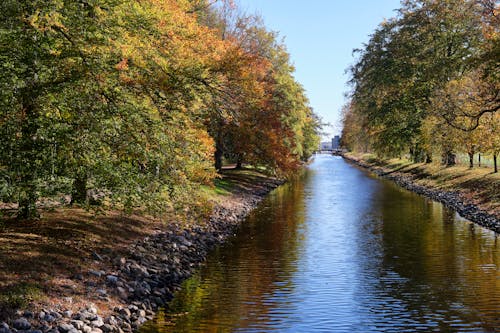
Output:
top-left (115, 58), bottom-right (129, 71)
top-left (27, 3), bottom-right (66, 33)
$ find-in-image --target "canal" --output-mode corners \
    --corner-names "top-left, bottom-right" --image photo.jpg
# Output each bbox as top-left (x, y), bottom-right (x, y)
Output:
top-left (142, 155), bottom-right (499, 332)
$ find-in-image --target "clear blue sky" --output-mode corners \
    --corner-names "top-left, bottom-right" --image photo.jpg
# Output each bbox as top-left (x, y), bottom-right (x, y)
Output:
top-left (236, 0), bottom-right (402, 140)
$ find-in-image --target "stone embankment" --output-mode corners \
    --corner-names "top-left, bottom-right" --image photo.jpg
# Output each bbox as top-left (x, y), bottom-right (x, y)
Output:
top-left (0, 178), bottom-right (284, 333)
top-left (343, 155), bottom-right (500, 233)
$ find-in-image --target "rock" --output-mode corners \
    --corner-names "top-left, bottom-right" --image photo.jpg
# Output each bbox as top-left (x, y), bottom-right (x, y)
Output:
top-left (137, 310), bottom-right (146, 318)
top-left (58, 324), bottom-right (75, 333)
top-left (87, 305), bottom-right (98, 315)
top-left (70, 321), bottom-right (84, 330)
top-left (118, 308), bottom-right (131, 318)
top-left (27, 330), bottom-right (42, 333)
top-left (96, 289), bottom-right (107, 296)
top-left (90, 317), bottom-right (104, 328)
top-left (62, 310), bottom-right (73, 318)
top-left (90, 329), bottom-right (103, 333)
top-left (43, 314), bottom-right (56, 323)
top-left (101, 324), bottom-right (115, 333)
top-left (82, 325), bottom-right (92, 333)
top-left (23, 311), bottom-right (34, 319)
top-left (0, 322), bottom-right (10, 333)
top-left (13, 318), bottom-right (31, 330)
top-left (105, 275), bottom-right (118, 285)
top-left (89, 270), bottom-right (103, 278)
top-left (92, 252), bottom-right (104, 261)
top-left (73, 273), bottom-right (84, 281)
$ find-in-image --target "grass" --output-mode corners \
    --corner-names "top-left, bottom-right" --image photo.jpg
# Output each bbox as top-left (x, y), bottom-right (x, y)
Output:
top-left (346, 152), bottom-right (500, 217)
top-left (0, 282), bottom-right (43, 313)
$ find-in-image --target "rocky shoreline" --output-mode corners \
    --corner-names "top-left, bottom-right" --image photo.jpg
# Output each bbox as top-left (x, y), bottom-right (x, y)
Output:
top-left (342, 155), bottom-right (500, 234)
top-left (0, 177), bottom-right (284, 333)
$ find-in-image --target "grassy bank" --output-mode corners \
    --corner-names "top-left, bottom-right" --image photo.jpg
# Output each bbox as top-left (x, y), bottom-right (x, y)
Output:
top-left (344, 152), bottom-right (500, 219)
top-left (0, 168), bottom-right (279, 320)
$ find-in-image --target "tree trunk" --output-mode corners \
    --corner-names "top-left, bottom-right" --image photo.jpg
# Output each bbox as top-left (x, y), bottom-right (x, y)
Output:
top-left (71, 172), bottom-right (88, 204)
top-left (478, 153), bottom-right (481, 167)
top-left (17, 101), bottom-right (39, 219)
top-left (214, 137), bottom-right (223, 171)
top-left (468, 152), bottom-right (474, 168)
top-left (494, 154), bottom-right (498, 173)
top-left (425, 152), bottom-right (432, 164)
top-left (17, 178), bottom-right (39, 220)
top-left (236, 154), bottom-right (243, 169)
top-left (442, 150), bottom-right (456, 167)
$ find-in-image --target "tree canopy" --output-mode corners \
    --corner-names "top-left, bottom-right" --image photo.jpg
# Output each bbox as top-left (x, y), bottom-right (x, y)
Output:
top-left (0, 0), bottom-right (321, 219)
top-left (342, 0), bottom-right (499, 170)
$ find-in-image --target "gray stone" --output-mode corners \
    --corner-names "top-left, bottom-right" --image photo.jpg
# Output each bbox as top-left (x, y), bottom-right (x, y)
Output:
top-left (58, 324), bottom-right (75, 333)
top-left (87, 306), bottom-right (98, 315)
top-left (0, 323), bottom-right (10, 333)
top-left (118, 308), bottom-right (131, 318)
top-left (13, 318), bottom-right (31, 330)
top-left (62, 311), bottom-right (73, 318)
top-left (90, 318), bottom-right (104, 328)
top-left (27, 330), bottom-right (42, 333)
top-left (100, 325), bottom-right (114, 333)
top-left (92, 252), bottom-right (103, 261)
top-left (23, 311), bottom-right (34, 319)
top-left (105, 276), bottom-right (118, 285)
top-left (90, 329), bottom-right (102, 333)
top-left (96, 289), bottom-right (107, 296)
top-left (43, 315), bottom-right (56, 323)
top-left (82, 325), bottom-right (92, 333)
top-left (89, 270), bottom-right (102, 278)
top-left (70, 321), bottom-right (84, 330)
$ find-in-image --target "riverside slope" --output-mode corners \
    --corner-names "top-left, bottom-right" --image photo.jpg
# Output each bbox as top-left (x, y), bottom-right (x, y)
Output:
top-left (0, 170), bottom-right (284, 333)
top-left (342, 154), bottom-right (500, 234)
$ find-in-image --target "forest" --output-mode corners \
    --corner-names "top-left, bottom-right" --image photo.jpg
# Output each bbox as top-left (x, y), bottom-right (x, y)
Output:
top-left (0, 0), bottom-right (321, 219)
top-left (341, 0), bottom-right (499, 171)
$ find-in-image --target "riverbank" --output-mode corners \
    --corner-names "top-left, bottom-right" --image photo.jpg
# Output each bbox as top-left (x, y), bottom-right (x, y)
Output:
top-left (342, 153), bottom-right (500, 233)
top-left (0, 169), bottom-right (283, 333)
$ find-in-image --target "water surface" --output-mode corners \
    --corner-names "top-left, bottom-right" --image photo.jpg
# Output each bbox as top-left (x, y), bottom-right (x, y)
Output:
top-left (142, 155), bottom-right (499, 332)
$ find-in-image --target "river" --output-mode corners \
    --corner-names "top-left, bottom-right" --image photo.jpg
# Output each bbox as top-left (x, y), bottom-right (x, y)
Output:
top-left (141, 155), bottom-right (499, 332)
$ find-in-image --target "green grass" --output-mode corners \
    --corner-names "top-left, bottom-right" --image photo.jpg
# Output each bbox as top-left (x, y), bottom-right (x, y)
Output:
top-left (0, 282), bottom-right (43, 310)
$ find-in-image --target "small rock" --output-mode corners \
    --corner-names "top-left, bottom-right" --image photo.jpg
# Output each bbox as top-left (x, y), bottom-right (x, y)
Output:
top-left (96, 289), bottom-right (107, 296)
top-left (101, 324), bottom-right (114, 333)
top-left (71, 321), bottom-right (84, 330)
top-left (13, 318), bottom-right (31, 330)
top-left (73, 273), bottom-right (84, 280)
top-left (91, 329), bottom-right (103, 333)
top-left (90, 317), bottom-right (104, 328)
top-left (105, 275), bottom-right (118, 285)
top-left (88, 305), bottom-right (98, 315)
top-left (58, 324), bottom-right (75, 333)
top-left (0, 323), bottom-right (10, 333)
top-left (89, 270), bottom-right (103, 278)
top-left (82, 325), bottom-right (92, 333)
top-left (118, 308), bottom-right (131, 318)
top-left (23, 311), bottom-right (34, 319)
top-left (43, 314), bottom-right (56, 323)
top-left (137, 310), bottom-right (146, 318)
top-left (92, 252), bottom-right (103, 261)
top-left (62, 310), bottom-right (73, 318)
top-left (27, 330), bottom-right (42, 333)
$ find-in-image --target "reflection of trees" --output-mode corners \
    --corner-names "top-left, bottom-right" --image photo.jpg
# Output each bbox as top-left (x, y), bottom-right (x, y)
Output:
top-left (148, 175), bottom-right (308, 332)
top-left (359, 182), bottom-right (500, 331)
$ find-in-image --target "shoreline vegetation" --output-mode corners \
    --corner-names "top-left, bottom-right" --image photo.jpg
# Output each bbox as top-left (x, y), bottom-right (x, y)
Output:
top-left (341, 152), bottom-right (500, 233)
top-left (0, 168), bottom-right (283, 333)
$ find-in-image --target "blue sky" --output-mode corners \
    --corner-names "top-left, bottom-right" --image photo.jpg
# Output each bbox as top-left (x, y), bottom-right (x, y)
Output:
top-left (236, 0), bottom-right (402, 140)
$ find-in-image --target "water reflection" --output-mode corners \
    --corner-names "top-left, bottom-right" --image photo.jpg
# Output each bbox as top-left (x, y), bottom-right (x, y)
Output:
top-left (142, 155), bottom-right (499, 332)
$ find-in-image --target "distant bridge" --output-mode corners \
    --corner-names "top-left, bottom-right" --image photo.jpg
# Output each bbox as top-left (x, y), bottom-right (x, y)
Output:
top-left (315, 149), bottom-right (344, 155)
